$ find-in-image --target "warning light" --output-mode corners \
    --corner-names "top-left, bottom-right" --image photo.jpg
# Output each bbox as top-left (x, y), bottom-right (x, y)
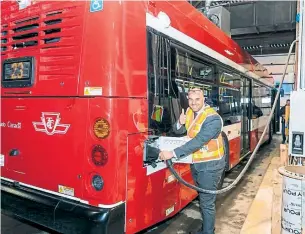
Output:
top-left (93, 118), bottom-right (110, 139)
top-left (91, 145), bottom-right (108, 166)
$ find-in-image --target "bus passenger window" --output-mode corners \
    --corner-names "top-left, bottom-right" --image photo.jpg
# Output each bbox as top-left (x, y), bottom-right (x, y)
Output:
top-left (219, 87), bottom-right (242, 126)
top-left (174, 51), bottom-right (215, 83)
top-left (147, 30), bottom-right (177, 136)
top-left (172, 47), bottom-right (219, 112)
top-left (252, 83), bottom-right (270, 118)
top-left (219, 71), bottom-right (242, 126)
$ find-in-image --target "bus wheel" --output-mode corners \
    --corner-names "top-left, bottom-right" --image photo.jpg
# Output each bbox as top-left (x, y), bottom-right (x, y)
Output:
top-left (218, 131), bottom-right (229, 189)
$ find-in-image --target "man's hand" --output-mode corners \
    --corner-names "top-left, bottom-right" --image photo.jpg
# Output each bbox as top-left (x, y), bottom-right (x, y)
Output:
top-left (159, 151), bottom-right (174, 161)
top-left (179, 109), bottom-right (186, 125)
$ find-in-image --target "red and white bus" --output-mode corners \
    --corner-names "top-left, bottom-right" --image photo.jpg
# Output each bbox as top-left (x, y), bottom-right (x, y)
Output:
top-left (1, 1), bottom-right (274, 233)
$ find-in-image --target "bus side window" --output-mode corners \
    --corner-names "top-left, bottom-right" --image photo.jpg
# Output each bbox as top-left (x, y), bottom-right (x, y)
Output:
top-left (171, 47), bottom-right (219, 112)
top-left (147, 29), bottom-right (176, 135)
top-left (252, 83), bottom-right (267, 119)
top-left (219, 71), bottom-right (242, 126)
top-left (252, 103), bottom-right (263, 118)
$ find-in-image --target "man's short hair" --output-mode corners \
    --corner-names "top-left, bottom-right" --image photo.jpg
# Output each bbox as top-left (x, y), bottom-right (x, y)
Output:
top-left (188, 87), bottom-right (202, 92)
top-left (188, 87), bottom-right (204, 95)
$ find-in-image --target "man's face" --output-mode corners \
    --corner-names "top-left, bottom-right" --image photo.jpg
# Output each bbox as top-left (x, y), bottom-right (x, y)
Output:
top-left (188, 89), bottom-right (205, 112)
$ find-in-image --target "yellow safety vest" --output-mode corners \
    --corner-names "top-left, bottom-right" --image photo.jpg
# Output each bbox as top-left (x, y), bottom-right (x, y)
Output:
top-left (185, 106), bottom-right (224, 163)
top-left (285, 105), bottom-right (290, 136)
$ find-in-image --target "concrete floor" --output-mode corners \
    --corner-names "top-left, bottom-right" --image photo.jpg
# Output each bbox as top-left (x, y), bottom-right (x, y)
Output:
top-left (1, 136), bottom-right (280, 234)
top-left (1, 215), bottom-right (49, 234)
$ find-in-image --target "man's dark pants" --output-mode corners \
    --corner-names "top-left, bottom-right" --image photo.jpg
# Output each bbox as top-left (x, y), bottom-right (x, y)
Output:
top-left (190, 155), bottom-right (226, 234)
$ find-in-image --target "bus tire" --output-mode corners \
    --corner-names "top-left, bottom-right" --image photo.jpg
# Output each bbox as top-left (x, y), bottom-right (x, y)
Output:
top-left (218, 131), bottom-right (229, 189)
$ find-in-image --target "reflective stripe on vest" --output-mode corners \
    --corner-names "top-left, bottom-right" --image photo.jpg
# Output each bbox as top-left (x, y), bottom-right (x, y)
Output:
top-left (185, 106), bottom-right (224, 163)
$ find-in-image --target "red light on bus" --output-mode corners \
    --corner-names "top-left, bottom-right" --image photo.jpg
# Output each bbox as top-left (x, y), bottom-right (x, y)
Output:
top-left (92, 145), bottom-right (108, 166)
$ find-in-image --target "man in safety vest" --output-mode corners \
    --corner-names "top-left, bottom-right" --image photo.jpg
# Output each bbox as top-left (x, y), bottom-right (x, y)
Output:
top-left (159, 87), bottom-right (225, 234)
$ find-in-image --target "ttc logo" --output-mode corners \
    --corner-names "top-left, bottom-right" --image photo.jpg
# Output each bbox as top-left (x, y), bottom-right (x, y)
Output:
top-left (32, 112), bottom-right (70, 135)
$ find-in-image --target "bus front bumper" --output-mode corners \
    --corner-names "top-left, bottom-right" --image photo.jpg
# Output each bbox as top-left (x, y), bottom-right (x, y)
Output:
top-left (1, 180), bottom-right (125, 234)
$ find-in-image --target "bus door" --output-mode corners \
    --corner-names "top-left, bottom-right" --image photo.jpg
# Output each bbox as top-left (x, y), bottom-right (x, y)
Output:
top-left (241, 77), bottom-right (251, 155)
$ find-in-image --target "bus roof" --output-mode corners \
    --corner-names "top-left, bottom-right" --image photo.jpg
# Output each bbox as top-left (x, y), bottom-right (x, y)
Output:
top-left (148, 1), bottom-right (274, 87)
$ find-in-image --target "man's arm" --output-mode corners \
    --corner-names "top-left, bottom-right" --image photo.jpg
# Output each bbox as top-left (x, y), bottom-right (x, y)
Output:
top-left (173, 115), bottom-right (222, 158)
